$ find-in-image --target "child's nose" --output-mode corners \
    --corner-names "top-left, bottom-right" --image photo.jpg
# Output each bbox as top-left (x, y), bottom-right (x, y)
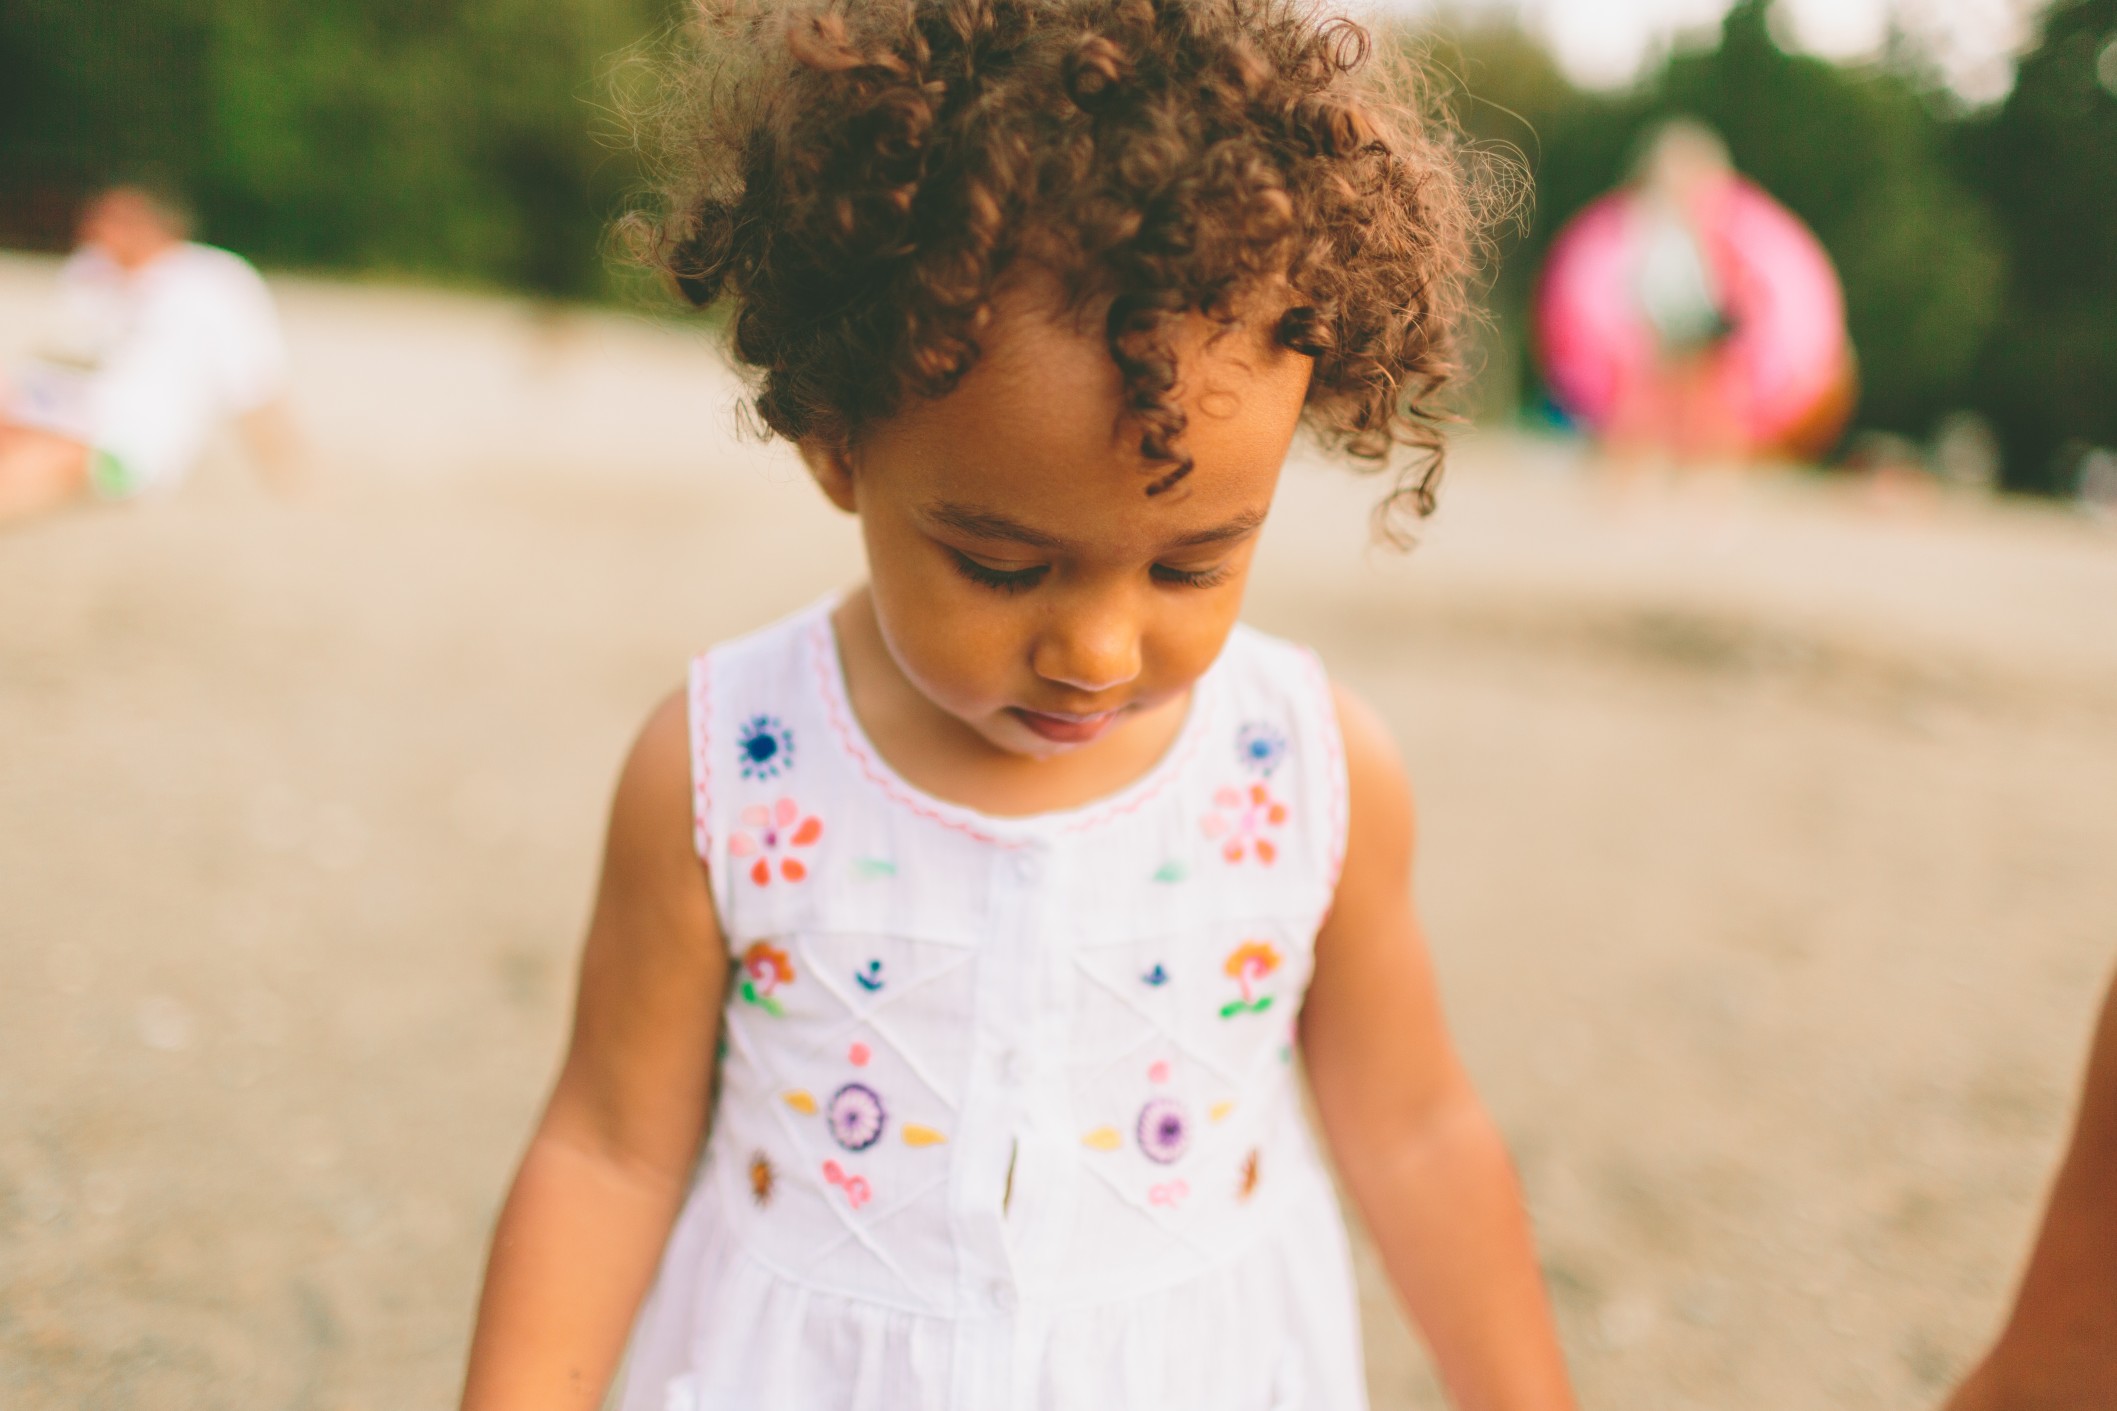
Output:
top-left (1032, 597), bottom-right (1142, 695)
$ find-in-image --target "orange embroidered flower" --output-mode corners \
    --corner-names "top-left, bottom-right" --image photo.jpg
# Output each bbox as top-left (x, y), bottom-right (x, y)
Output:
top-left (728, 797), bottom-right (824, 885)
top-left (739, 941), bottom-right (794, 1015)
top-left (1219, 940), bottom-right (1281, 1018)
top-left (1203, 783), bottom-right (1288, 865)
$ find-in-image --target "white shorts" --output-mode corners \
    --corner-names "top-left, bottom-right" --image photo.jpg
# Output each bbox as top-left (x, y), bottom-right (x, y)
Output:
top-left (7, 351), bottom-right (220, 499)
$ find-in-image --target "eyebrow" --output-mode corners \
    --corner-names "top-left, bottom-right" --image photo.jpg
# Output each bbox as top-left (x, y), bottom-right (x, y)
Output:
top-left (925, 501), bottom-right (1266, 553)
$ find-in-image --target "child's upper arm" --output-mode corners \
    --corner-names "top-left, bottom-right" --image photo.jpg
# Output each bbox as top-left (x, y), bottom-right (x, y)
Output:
top-left (543, 687), bottom-right (730, 1185)
top-left (1300, 682), bottom-right (1471, 1166)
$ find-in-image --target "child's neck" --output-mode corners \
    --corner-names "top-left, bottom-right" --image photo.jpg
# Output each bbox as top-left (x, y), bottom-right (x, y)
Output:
top-left (831, 589), bottom-right (1193, 820)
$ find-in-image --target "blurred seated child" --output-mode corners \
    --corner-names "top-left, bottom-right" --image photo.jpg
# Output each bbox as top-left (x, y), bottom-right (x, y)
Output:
top-left (0, 183), bottom-right (294, 527)
top-left (1947, 970), bottom-right (2117, 1410)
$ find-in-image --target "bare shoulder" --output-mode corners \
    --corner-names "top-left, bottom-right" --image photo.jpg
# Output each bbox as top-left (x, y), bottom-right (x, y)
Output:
top-left (612, 686), bottom-right (695, 837)
top-left (1328, 678), bottom-right (1416, 883)
top-left (592, 685), bottom-right (721, 968)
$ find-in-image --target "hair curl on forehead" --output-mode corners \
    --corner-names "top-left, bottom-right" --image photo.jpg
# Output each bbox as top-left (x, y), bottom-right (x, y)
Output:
top-left (628, 0), bottom-right (1487, 526)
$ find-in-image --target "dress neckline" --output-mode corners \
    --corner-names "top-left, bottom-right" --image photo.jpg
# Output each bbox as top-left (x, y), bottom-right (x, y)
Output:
top-left (805, 597), bottom-right (1222, 847)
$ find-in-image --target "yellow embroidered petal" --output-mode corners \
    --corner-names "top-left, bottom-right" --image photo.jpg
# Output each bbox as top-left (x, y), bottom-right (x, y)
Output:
top-left (902, 1124), bottom-right (947, 1147)
top-left (782, 1090), bottom-right (817, 1114)
top-left (1081, 1126), bottom-right (1122, 1151)
top-left (1209, 1101), bottom-right (1234, 1122)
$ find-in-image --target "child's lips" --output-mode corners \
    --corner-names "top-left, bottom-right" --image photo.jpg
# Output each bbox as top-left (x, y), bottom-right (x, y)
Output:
top-left (1009, 706), bottom-right (1123, 744)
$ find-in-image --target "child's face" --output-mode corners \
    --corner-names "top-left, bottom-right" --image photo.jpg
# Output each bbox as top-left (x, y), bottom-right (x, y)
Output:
top-left (807, 276), bottom-right (1313, 761)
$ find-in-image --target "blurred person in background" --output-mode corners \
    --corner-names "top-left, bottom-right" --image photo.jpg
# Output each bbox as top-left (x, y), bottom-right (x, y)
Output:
top-left (1533, 119), bottom-right (1854, 484)
top-left (1945, 970), bottom-right (2117, 1411)
top-left (1610, 121), bottom-right (1747, 464)
top-left (0, 182), bottom-right (295, 527)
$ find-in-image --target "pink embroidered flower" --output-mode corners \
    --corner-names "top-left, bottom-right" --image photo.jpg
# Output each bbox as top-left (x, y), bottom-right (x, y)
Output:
top-left (1203, 782), bottom-right (1287, 865)
top-left (1219, 940), bottom-right (1281, 1018)
top-left (728, 797), bottom-right (823, 885)
top-left (738, 941), bottom-right (794, 1016)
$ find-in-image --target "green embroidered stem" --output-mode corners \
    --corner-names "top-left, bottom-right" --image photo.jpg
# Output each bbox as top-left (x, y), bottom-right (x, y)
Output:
top-left (739, 979), bottom-right (785, 1017)
top-left (1217, 995), bottom-right (1274, 1019)
top-left (1151, 861), bottom-right (1187, 883)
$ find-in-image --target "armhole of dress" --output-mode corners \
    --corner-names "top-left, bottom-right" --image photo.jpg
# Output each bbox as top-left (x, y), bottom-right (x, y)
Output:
top-left (1299, 646), bottom-right (1351, 895)
top-left (686, 651), bottom-right (716, 874)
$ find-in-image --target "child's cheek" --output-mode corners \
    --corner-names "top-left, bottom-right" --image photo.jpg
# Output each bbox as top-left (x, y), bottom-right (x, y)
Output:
top-left (874, 571), bottom-right (1025, 713)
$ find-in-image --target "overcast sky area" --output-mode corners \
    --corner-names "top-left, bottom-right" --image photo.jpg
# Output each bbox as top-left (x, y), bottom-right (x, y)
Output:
top-left (1372, 0), bottom-right (2046, 102)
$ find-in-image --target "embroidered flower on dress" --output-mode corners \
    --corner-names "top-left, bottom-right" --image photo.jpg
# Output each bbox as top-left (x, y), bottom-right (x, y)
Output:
top-left (1238, 1149), bottom-right (1261, 1201)
top-left (728, 797), bottom-right (823, 885)
top-left (827, 1082), bottom-right (887, 1152)
top-left (1203, 783), bottom-right (1288, 865)
top-left (1219, 940), bottom-right (1281, 1018)
top-left (748, 1151), bottom-right (776, 1206)
top-left (736, 714), bottom-right (793, 780)
top-left (738, 941), bottom-right (795, 1016)
top-left (822, 1158), bottom-right (873, 1209)
top-left (1136, 1096), bottom-right (1191, 1165)
top-left (1236, 722), bottom-right (1288, 776)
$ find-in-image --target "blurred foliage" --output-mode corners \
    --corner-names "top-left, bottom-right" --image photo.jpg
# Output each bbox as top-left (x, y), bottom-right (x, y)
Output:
top-left (0, 0), bottom-right (665, 299)
top-left (1438, 0), bottom-right (2116, 492)
top-left (1957, 0), bottom-right (2117, 493)
top-left (0, 0), bottom-right (2110, 488)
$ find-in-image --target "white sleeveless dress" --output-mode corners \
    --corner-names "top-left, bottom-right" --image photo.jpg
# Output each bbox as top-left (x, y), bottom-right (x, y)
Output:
top-left (619, 599), bottom-right (1367, 1411)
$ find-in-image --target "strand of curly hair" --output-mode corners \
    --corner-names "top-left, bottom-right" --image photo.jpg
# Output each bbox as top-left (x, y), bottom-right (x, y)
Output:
top-left (624, 0), bottom-right (1496, 531)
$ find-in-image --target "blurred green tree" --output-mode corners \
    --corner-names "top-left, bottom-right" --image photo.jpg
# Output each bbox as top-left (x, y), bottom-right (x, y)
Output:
top-left (0, 0), bottom-right (659, 298)
top-left (1957, 0), bottom-right (2117, 493)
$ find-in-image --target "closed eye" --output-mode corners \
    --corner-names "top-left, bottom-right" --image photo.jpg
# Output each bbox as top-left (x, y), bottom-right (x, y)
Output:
top-left (1152, 562), bottom-right (1232, 589)
top-left (950, 550), bottom-right (1049, 594)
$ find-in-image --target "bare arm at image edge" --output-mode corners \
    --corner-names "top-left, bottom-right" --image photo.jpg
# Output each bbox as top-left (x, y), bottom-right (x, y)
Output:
top-left (1946, 970), bottom-right (2117, 1411)
top-left (460, 690), bottom-right (727, 1411)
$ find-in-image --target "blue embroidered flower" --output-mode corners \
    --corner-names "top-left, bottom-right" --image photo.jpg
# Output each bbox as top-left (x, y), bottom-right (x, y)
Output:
top-left (1236, 722), bottom-right (1287, 777)
top-left (737, 715), bottom-right (794, 780)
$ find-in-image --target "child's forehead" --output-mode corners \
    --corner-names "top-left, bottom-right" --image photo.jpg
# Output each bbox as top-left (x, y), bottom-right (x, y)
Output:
top-left (850, 280), bottom-right (1305, 534)
top-left (917, 492), bottom-right (1271, 554)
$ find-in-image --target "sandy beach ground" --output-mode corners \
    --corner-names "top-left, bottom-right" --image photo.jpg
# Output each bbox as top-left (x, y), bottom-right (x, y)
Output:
top-left (4, 251), bottom-right (2116, 1410)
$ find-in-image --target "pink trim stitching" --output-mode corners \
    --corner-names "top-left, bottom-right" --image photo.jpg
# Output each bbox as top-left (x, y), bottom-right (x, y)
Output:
top-left (1299, 646), bottom-right (1350, 893)
top-left (807, 614), bottom-right (1212, 847)
top-left (688, 652), bottom-right (714, 865)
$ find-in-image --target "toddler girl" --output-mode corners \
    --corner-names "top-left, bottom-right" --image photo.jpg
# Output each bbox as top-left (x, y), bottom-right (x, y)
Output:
top-left (462, 1), bottom-right (1575, 1406)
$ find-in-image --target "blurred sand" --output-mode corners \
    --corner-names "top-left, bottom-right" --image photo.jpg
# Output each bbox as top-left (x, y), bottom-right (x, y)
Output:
top-left (4, 251), bottom-right (2116, 1410)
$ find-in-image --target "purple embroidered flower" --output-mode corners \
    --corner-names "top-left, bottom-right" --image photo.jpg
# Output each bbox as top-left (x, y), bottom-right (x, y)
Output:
top-left (737, 714), bottom-right (794, 781)
top-left (1236, 722), bottom-right (1287, 777)
top-left (1136, 1096), bottom-right (1191, 1165)
top-left (827, 1082), bottom-right (887, 1152)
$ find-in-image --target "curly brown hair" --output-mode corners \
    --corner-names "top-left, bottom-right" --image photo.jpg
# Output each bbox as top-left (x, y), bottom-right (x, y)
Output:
top-left (631, 0), bottom-right (1485, 521)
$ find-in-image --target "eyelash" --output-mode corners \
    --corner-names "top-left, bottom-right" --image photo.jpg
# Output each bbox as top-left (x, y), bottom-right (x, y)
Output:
top-left (1152, 563), bottom-right (1232, 589)
top-left (948, 551), bottom-right (1231, 594)
top-left (950, 553), bottom-right (1048, 594)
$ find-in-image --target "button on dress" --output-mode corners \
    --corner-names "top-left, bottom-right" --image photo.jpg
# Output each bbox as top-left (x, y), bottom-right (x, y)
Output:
top-left (618, 600), bottom-right (1367, 1411)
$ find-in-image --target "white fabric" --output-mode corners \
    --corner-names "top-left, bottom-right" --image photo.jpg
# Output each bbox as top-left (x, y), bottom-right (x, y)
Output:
top-left (6, 243), bottom-right (287, 493)
top-left (620, 600), bottom-right (1366, 1411)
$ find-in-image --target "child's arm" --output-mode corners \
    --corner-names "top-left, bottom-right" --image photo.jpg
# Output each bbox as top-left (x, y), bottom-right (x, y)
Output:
top-left (460, 692), bottom-right (727, 1411)
top-left (1301, 685), bottom-right (1576, 1411)
top-left (1945, 969), bottom-right (2117, 1411)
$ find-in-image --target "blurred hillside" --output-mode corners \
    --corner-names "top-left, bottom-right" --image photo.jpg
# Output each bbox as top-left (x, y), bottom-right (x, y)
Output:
top-left (2, 0), bottom-right (2112, 488)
